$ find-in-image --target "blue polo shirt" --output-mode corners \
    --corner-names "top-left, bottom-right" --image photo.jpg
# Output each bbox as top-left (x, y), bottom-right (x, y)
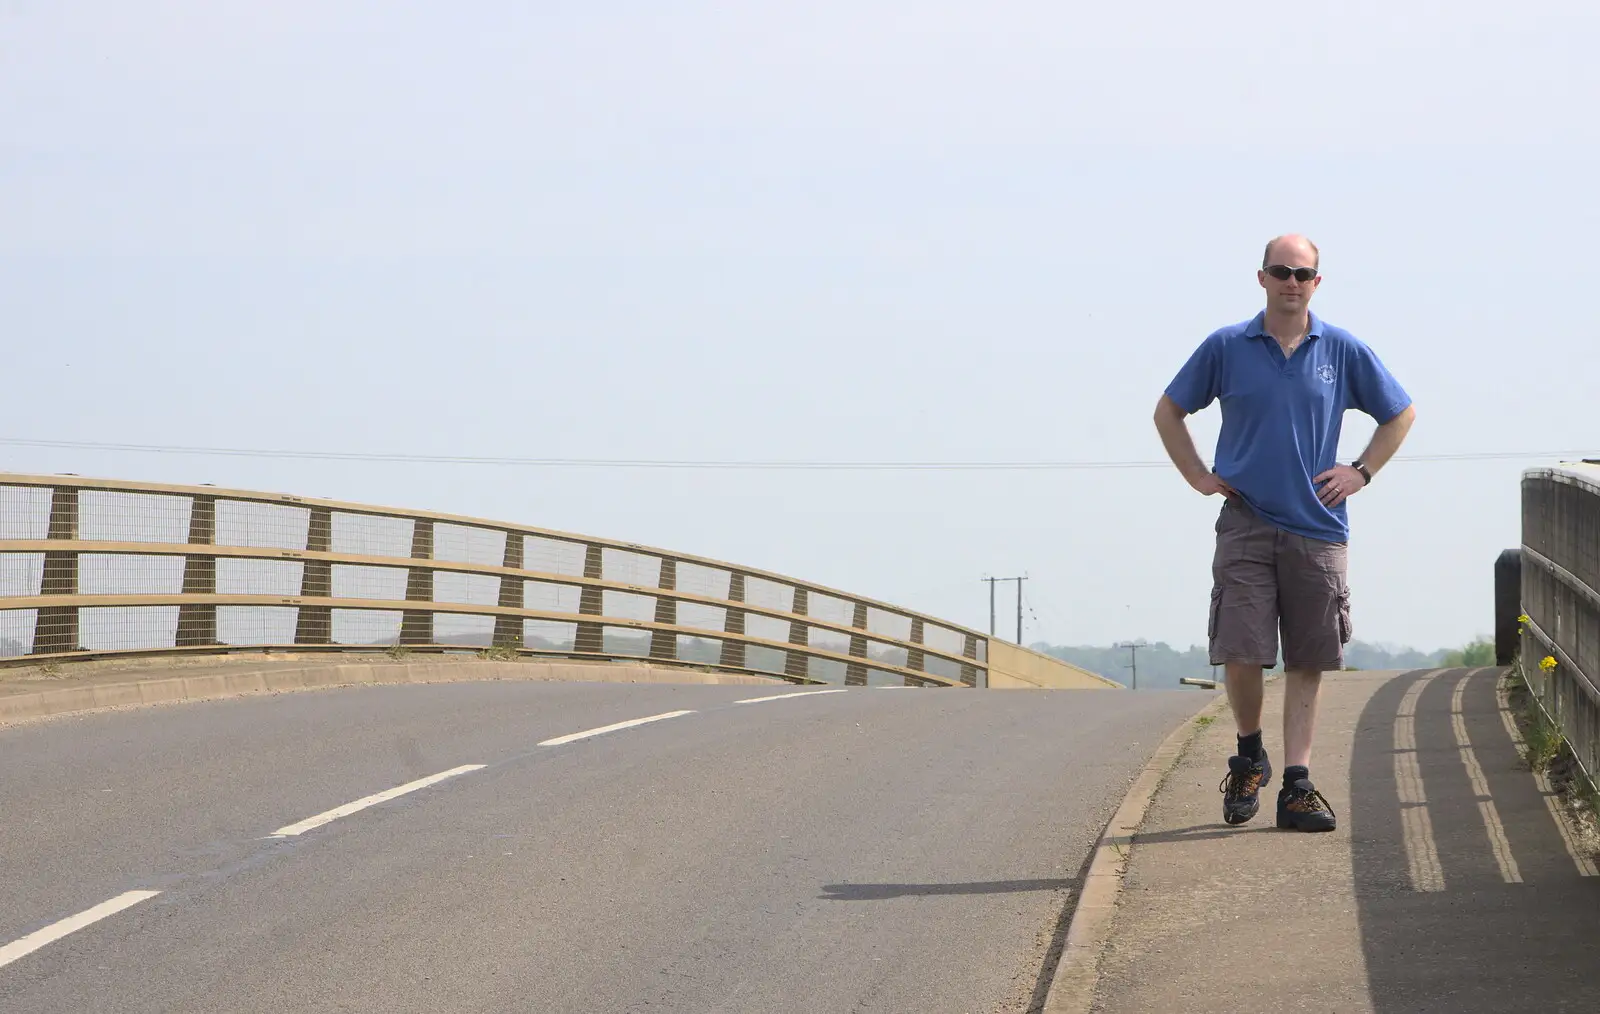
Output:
top-left (1164, 311), bottom-right (1412, 544)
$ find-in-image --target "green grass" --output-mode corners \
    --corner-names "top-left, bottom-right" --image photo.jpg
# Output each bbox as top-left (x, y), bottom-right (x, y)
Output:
top-left (1525, 713), bottom-right (1567, 771)
top-left (1194, 714), bottom-right (1217, 729)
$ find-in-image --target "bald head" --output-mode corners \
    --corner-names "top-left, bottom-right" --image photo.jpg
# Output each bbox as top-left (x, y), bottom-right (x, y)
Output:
top-left (1263, 234), bottom-right (1320, 269)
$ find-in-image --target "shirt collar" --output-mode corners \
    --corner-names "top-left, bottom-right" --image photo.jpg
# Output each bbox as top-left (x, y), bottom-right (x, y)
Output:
top-left (1245, 310), bottom-right (1324, 340)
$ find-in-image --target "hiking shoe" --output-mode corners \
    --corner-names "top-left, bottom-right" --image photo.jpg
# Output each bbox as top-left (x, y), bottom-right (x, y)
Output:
top-left (1219, 752), bottom-right (1272, 825)
top-left (1277, 777), bottom-right (1338, 832)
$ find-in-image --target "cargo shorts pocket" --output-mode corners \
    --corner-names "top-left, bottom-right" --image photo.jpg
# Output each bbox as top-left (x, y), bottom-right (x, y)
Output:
top-left (1209, 585), bottom-right (1224, 641)
top-left (1337, 589), bottom-right (1352, 645)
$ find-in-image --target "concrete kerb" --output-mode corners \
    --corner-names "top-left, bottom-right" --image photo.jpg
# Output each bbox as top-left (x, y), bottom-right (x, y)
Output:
top-left (0, 659), bottom-right (785, 727)
top-left (1041, 687), bottom-right (1233, 1014)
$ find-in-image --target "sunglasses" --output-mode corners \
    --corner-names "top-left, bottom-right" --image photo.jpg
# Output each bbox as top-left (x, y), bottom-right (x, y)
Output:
top-left (1265, 264), bottom-right (1319, 282)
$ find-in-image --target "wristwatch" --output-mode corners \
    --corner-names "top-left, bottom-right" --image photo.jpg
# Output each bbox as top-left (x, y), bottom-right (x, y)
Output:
top-left (1351, 460), bottom-right (1372, 485)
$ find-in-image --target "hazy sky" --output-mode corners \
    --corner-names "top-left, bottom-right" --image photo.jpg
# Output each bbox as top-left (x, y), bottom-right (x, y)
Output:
top-left (4, 2), bottom-right (1597, 653)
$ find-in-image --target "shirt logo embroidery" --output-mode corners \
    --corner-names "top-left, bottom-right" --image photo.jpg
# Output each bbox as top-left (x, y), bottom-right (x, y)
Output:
top-left (1316, 364), bottom-right (1337, 384)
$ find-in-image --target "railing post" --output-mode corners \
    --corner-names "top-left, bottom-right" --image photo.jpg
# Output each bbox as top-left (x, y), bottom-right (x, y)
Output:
top-left (399, 520), bottom-right (434, 646)
top-left (650, 558), bottom-right (678, 660)
top-left (1494, 548), bottom-right (1522, 666)
top-left (845, 601), bottom-right (869, 686)
top-left (32, 486), bottom-right (80, 654)
top-left (175, 495), bottom-right (217, 646)
top-left (785, 587), bottom-right (810, 680)
top-left (905, 617), bottom-right (926, 686)
top-left (294, 507), bottom-right (333, 644)
top-left (493, 533), bottom-right (525, 649)
top-left (719, 572), bottom-right (747, 668)
top-left (961, 633), bottom-right (981, 687)
top-left (574, 544), bottom-right (605, 654)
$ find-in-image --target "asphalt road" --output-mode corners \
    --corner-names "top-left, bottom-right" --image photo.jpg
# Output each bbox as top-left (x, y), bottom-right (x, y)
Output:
top-left (0, 679), bottom-right (1204, 1013)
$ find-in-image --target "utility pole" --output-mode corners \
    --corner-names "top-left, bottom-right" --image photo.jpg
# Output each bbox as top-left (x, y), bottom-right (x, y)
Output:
top-left (981, 575), bottom-right (1028, 642)
top-left (1115, 639), bottom-right (1149, 690)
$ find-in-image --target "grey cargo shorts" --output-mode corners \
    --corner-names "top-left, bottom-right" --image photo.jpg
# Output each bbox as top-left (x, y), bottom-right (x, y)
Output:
top-left (1209, 497), bottom-right (1352, 671)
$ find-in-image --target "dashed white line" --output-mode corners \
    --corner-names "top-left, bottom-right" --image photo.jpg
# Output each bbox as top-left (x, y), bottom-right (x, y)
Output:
top-left (269, 764), bottom-right (486, 837)
top-left (538, 710), bottom-right (695, 747)
top-left (0, 891), bottom-right (161, 970)
top-left (735, 689), bottom-right (849, 705)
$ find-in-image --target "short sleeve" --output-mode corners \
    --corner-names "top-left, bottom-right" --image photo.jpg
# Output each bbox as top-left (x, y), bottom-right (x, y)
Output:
top-left (1344, 339), bottom-right (1412, 423)
top-left (1164, 334), bottom-right (1222, 414)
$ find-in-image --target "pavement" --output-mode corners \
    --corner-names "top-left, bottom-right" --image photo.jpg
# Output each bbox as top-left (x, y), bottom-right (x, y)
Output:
top-left (0, 676), bottom-right (1204, 1013)
top-left (1091, 667), bottom-right (1600, 1014)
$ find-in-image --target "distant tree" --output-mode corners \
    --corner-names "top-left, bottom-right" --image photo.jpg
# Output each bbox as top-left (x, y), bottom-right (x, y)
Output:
top-left (1442, 637), bottom-right (1495, 668)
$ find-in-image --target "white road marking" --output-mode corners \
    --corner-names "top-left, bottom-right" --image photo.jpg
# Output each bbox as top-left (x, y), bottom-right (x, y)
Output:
top-left (269, 765), bottom-right (485, 837)
top-left (538, 710), bottom-right (695, 747)
top-left (1496, 676), bottom-right (1599, 877)
top-left (1453, 670), bottom-right (1522, 883)
top-left (1396, 674), bottom-right (1445, 892)
top-left (0, 891), bottom-right (161, 970)
top-left (735, 689), bottom-right (849, 705)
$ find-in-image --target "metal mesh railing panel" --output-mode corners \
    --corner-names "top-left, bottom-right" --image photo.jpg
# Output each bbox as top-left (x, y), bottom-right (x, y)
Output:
top-left (331, 565), bottom-right (408, 601)
top-left (79, 555), bottom-right (184, 596)
top-left (331, 609), bottom-right (403, 646)
top-left (0, 609), bottom-right (37, 656)
top-left (216, 559), bottom-right (303, 597)
top-left (433, 523), bottom-right (506, 568)
top-left (214, 500), bottom-right (311, 550)
top-left (80, 491), bottom-right (192, 543)
top-left (80, 606), bottom-right (180, 651)
top-left (0, 486), bottom-right (52, 540)
top-left (524, 536), bottom-right (586, 576)
top-left (435, 613), bottom-right (497, 646)
top-left (524, 620), bottom-right (577, 651)
top-left (433, 572), bottom-right (500, 608)
top-left (675, 562), bottom-right (731, 600)
top-left (330, 512), bottom-right (413, 558)
top-left (1, 554), bottom-right (44, 598)
top-left (217, 606), bottom-right (299, 646)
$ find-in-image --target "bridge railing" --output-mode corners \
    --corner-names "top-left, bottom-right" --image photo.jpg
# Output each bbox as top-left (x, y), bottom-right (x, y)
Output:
top-left (1520, 462), bottom-right (1600, 782)
top-left (0, 472), bottom-right (1114, 690)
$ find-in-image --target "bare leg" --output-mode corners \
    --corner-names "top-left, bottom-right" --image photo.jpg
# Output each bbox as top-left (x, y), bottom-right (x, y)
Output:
top-left (1283, 668), bottom-right (1323, 768)
top-left (1225, 662), bottom-right (1265, 739)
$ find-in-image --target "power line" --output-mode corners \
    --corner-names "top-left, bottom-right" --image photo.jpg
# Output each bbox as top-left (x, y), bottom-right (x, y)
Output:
top-left (1, 437), bottom-right (1596, 471)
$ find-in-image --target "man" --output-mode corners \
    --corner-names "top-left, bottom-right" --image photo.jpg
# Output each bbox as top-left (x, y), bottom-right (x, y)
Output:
top-left (1153, 234), bottom-right (1415, 832)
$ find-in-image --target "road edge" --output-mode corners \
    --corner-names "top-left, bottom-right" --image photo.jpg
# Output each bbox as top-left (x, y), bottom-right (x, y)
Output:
top-left (1041, 689), bottom-right (1231, 1013)
top-left (0, 660), bottom-right (782, 727)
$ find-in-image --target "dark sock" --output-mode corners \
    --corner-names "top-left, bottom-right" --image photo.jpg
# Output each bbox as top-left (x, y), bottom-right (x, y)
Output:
top-left (1283, 765), bottom-right (1309, 789)
top-left (1237, 731), bottom-right (1264, 761)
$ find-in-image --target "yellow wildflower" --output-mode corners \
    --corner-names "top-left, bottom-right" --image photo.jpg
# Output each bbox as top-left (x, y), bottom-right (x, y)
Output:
top-left (1540, 655), bottom-right (1558, 672)
top-left (1518, 613), bottom-right (1531, 625)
